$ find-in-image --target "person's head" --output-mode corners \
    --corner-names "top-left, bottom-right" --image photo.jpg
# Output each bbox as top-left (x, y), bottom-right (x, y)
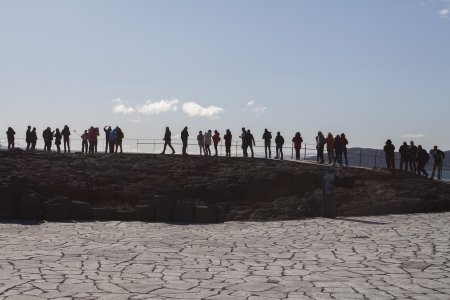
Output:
top-left (277, 131), bottom-right (280, 136)
top-left (247, 129), bottom-right (251, 133)
top-left (328, 132), bottom-right (332, 137)
top-left (214, 130), bottom-right (218, 134)
top-left (242, 127), bottom-right (245, 131)
top-left (264, 128), bottom-right (268, 132)
top-left (47, 127), bottom-right (51, 130)
top-left (27, 125), bottom-right (31, 129)
top-left (341, 133), bottom-right (345, 138)
top-left (434, 145), bottom-right (438, 150)
top-left (32, 127), bottom-right (36, 131)
top-left (335, 134), bottom-right (340, 139)
top-left (387, 139), bottom-right (392, 144)
top-left (8, 127), bottom-right (12, 131)
top-left (166, 126), bottom-right (169, 130)
top-left (208, 129), bottom-right (212, 133)
top-left (56, 128), bottom-right (60, 133)
top-left (410, 141), bottom-right (414, 146)
top-left (185, 126), bottom-right (188, 130)
top-left (403, 142), bottom-right (407, 146)
top-left (296, 132), bottom-right (300, 137)
top-left (318, 131), bottom-right (322, 136)
top-left (199, 131), bottom-right (202, 134)
top-left (90, 126), bottom-right (94, 129)
top-left (64, 125), bottom-right (68, 129)
top-left (226, 129), bottom-right (230, 133)
top-left (84, 130), bottom-right (88, 134)
top-left (108, 126), bottom-right (111, 130)
top-left (418, 145), bottom-right (422, 150)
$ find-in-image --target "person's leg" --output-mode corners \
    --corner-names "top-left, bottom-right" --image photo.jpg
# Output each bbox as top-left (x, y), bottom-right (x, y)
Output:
top-left (26, 142), bottom-right (30, 151)
top-left (105, 140), bottom-right (109, 153)
top-left (249, 144), bottom-right (254, 158)
top-left (438, 162), bottom-right (443, 180)
top-left (431, 162), bottom-right (437, 179)
top-left (268, 142), bottom-right (271, 158)
top-left (327, 149), bottom-right (332, 164)
top-left (214, 143), bottom-right (218, 156)
top-left (280, 146), bottom-right (283, 160)
top-left (169, 143), bottom-right (175, 154)
top-left (264, 144), bottom-right (268, 158)
top-left (161, 142), bottom-right (167, 154)
top-left (343, 149), bottom-right (348, 165)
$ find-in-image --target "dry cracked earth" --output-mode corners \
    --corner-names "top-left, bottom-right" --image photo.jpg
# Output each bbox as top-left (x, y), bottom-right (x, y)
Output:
top-left (1, 213), bottom-right (450, 299)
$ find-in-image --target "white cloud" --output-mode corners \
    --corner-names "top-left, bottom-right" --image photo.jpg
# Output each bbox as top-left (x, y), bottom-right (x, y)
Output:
top-left (112, 98), bottom-right (136, 114)
top-left (182, 102), bottom-right (224, 119)
top-left (245, 100), bottom-right (267, 114)
top-left (439, 8), bottom-right (449, 18)
top-left (401, 133), bottom-right (426, 138)
top-left (138, 99), bottom-right (179, 115)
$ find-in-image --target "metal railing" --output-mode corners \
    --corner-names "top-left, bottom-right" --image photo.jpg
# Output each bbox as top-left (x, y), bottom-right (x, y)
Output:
top-left (1, 137), bottom-right (449, 171)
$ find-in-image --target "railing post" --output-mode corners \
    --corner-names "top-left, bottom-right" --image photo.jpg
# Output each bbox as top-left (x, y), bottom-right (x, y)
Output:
top-left (304, 144), bottom-right (307, 160)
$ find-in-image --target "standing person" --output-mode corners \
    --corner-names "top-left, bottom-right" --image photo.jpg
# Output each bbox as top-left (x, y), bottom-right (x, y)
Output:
top-left (262, 129), bottom-right (272, 158)
top-left (325, 132), bottom-right (334, 164)
top-left (383, 139), bottom-right (396, 169)
top-left (245, 129), bottom-right (255, 158)
top-left (42, 127), bottom-right (54, 152)
top-left (26, 126), bottom-right (32, 151)
top-left (416, 145), bottom-right (430, 178)
top-left (341, 133), bottom-right (349, 165)
top-left (275, 132), bottom-right (284, 160)
top-left (334, 134), bottom-right (342, 165)
top-left (108, 127), bottom-right (116, 153)
top-left (104, 126), bottom-right (112, 153)
top-left (316, 131), bottom-right (325, 164)
top-left (204, 130), bottom-right (212, 156)
top-left (212, 130), bottom-right (221, 156)
top-left (161, 127), bottom-right (175, 154)
top-left (81, 130), bottom-right (88, 153)
top-left (181, 126), bottom-right (189, 155)
top-left (292, 132), bottom-right (303, 160)
top-left (408, 141), bottom-right (418, 174)
top-left (87, 126), bottom-right (100, 153)
top-left (224, 129), bottom-right (232, 157)
top-left (115, 127), bottom-right (124, 154)
top-left (30, 127), bottom-right (38, 151)
top-left (430, 146), bottom-right (445, 180)
top-left (239, 127), bottom-right (248, 157)
top-left (197, 131), bottom-right (205, 155)
top-left (6, 127), bottom-right (15, 149)
top-left (61, 125), bottom-right (71, 153)
top-left (54, 128), bottom-right (62, 153)
top-left (399, 142), bottom-right (408, 171)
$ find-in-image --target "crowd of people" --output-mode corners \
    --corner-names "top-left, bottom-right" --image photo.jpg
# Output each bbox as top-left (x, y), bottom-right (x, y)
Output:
top-left (5, 125), bottom-right (125, 154)
top-left (3, 125), bottom-right (447, 180)
top-left (383, 139), bottom-right (446, 180)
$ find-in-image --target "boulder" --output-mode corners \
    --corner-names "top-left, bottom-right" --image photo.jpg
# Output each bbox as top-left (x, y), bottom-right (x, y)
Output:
top-left (70, 201), bottom-right (91, 220)
top-left (90, 207), bottom-right (116, 220)
top-left (195, 206), bottom-right (216, 223)
top-left (0, 184), bottom-right (19, 219)
top-left (43, 202), bottom-right (70, 221)
top-left (19, 193), bottom-right (42, 220)
top-left (153, 195), bottom-right (176, 222)
top-left (173, 202), bottom-right (195, 223)
top-left (136, 204), bottom-right (154, 222)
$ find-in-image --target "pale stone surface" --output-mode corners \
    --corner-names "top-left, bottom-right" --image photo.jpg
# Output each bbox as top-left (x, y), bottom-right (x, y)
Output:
top-left (0, 213), bottom-right (450, 299)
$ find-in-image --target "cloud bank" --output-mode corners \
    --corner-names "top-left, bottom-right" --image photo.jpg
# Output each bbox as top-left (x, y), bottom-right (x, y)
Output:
top-left (401, 133), bottom-right (426, 139)
top-left (439, 8), bottom-right (449, 18)
top-left (112, 98), bottom-right (224, 119)
top-left (246, 100), bottom-right (267, 114)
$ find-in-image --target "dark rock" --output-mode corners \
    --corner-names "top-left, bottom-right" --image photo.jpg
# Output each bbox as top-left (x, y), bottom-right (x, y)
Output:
top-left (215, 206), bottom-right (226, 223)
top-left (11, 175), bottom-right (29, 194)
top-left (173, 202), bottom-right (195, 223)
top-left (70, 201), bottom-right (91, 220)
top-left (117, 209), bottom-right (136, 221)
top-left (19, 193), bottom-right (42, 220)
top-left (43, 201), bottom-right (70, 221)
top-left (0, 184), bottom-right (19, 219)
top-left (90, 208), bottom-right (116, 220)
top-left (195, 206), bottom-right (216, 223)
top-left (153, 195), bottom-right (176, 222)
top-left (135, 204), bottom-right (154, 221)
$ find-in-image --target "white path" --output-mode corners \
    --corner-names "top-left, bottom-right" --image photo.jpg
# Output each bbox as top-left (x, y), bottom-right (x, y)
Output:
top-left (1, 213), bottom-right (450, 299)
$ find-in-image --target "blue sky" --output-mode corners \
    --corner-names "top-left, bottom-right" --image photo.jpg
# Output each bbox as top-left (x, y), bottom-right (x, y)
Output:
top-left (1, 0), bottom-right (449, 150)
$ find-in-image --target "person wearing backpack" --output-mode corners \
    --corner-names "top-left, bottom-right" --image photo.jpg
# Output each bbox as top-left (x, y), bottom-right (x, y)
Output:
top-left (42, 127), bottom-right (54, 152)
top-left (212, 130), bottom-right (221, 156)
top-left (416, 145), bottom-right (429, 178)
top-left (275, 132), bottom-right (284, 160)
top-left (430, 146), bottom-right (445, 180)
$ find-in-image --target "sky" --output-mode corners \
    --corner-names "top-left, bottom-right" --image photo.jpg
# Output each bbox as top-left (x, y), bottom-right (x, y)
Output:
top-left (1, 0), bottom-right (449, 150)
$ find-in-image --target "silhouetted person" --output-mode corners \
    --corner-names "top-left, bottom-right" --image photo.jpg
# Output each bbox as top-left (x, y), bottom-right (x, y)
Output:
top-left (239, 127), bottom-right (248, 157)
top-left (408, 141), bottom-right (418, 174)
top-left (88, 126), bottom-right (99, 153)
top-left (325, 132), bottom-right (334, 164)
top-left (181, 126), bottom-right (189, 155)
top-left (212, 130), bottom-right (221, 156)
top-left (161, 127), bottom-right (175, 154)
top-left (25, 126), bottom-right (32, 150)
top-left (416, 145), bottom-right (429, 178)
top-left (204, 130), bottom-right (212, 156)
top-left (42, 127), bottom-right (54, 152)
top-left (81, 130), bottom-right (88, 153)
top-left (104, 126), bottom-right (112, 153)
top-left (115, 127), bottom-right (124, 153)
top-left (54, 128), bottom-right (62, 153)
top-left (61, 125), bottom-right (71, 153)
top-left (245, 129), bottom-right (255, 158)
top-left (292, 132), bottom-right (303, 160)
top-left (197, 131), bottom-right (205, 155)
top-left (275, 132), bottom-right (284, 160)
top-left (316, 131), bottom-right (325, 164)
top-left (430, 146), bottom-right (445, 180)
top-left (399, 142), bottom-right (408, 171)
top-left (334, 134), bottom-right (342, 165)
top-left (262, 129), bottom-right (272, 158)
top-left (224, 129), bottom-right (232, 157)
top-left (108, 127), bottom-right (116, 153)
top-left (341, 133), bottom-right (349, 165)
top-left (6, 127), bottom-right (15, 149)
top-left (383, 139), bottom-right (396, 169)
top-left (30, 127), bottom-right (37, 151)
